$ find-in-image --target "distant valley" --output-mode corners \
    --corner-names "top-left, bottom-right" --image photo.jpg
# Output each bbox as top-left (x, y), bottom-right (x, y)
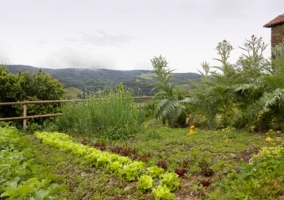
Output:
top-left (6, 65), bottom-right (201, 99)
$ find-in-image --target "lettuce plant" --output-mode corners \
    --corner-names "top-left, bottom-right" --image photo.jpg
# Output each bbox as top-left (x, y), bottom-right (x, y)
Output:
top-left (34, 131), bottom-right (179, 199)
top-left (117, 156), bottom-right (132, 165)
top-left (147, 166), bottom-right (165, 179)
top-left (119, 161), bottom-right (145, 181)
top-left (160, 172), bottom-right (180, 192)
top-left (107, 161), bottom-right (122, 175)
top-left (1, 127), bottom-right (68, 199)
top-left (95, 154), bottom-right (111, 167)
top-left (152, 185), bottom-right (175, 200)
top-left (137, 175), bottom-right (153, 192)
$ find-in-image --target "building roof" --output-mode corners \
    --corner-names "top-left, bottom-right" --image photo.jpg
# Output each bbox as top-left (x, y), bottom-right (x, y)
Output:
top-left (264, 14), bottom-right (284, 28)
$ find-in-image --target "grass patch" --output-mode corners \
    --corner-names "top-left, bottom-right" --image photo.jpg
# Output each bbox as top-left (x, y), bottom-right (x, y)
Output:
top-left (65, 86), bottom-right (83, 99)
top-left (138, 73), bottom-right (156, 80)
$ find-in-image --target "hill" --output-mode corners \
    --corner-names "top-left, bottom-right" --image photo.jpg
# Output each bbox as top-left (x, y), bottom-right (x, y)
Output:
top-left (6, 65), bottom-right (201, 98)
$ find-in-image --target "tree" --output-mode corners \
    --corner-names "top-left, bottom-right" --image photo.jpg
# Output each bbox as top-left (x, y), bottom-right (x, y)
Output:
top-left (0, 66), bottom-right (65, 125)
top-left (0, 66), bottom-right (23, 118)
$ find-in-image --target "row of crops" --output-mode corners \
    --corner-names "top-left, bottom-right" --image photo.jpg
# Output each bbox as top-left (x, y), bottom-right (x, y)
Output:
top-left (1, 126), bottom-right (180, 199)
top-left (3, 126), bottom-right (284, 199)
top-left (34, 131), bottom-right (180, 199)
top-left (0, 126), bottom-right (68, 199)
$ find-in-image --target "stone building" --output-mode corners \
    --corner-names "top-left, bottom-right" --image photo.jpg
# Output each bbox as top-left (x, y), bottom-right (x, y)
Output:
top-left (264, 14), bottom-right (284, 49)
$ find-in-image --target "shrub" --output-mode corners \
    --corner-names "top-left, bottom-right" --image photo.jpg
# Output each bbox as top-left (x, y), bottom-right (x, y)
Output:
top-left (0, 66), bottom-right (65, 126)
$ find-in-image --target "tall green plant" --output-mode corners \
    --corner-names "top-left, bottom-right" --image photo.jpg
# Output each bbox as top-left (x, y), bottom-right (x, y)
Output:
top-left (151, 56), bottom-right (188, 127)
top-left (56, 84), bottom-right (143, 139)
top-left (187, 35), bottom-right (284, 131)
top-left (151, 55), bottom-right (175, 99)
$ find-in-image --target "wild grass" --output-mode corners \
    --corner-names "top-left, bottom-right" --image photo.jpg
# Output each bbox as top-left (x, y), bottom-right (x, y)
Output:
top-left (56, 84), bottom-right (144, 139)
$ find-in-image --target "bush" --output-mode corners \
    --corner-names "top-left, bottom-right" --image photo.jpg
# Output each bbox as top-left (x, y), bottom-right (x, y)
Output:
top-left (0, 66), bottom-right (65, 126)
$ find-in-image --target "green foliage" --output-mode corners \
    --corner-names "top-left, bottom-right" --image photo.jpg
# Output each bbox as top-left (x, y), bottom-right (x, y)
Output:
top-left (119, 161), bottom-right (145, 181)
top-left (143, 98), bottom-right (159, 119)
top-left (0, 66), bottom-right (65, 126)
top-left (34, 130), bottom-right (179, 198)
top-left (160, 172), bottom-right (180, 192)
top-left (34, 131), bottom-right (145, 182)
top-left (151, 55), bottom-right (175, 99)
top-left (56, 84), bottom-right (144, 139)
top-left (150, 56), bottom-right (189, 127)
top-left (137, 175), bottom-right (153, 192)
top-left (65, 86), bottom-right (83, 99)
top-left (146, 166), bottom-right (165, 179)
top-left (6, 65), bottom-right (201, 97)
top-left (107, 161), bottom-right (123, 175)
top-left (207, 146), bottom-right (284, 199)
top-left (0, 126), bottom-right (68, 199)
top-left (152, 185), bottom-right (176, 200)
top-left (186, 36), bottom-right (284, 131)
top-left (155, 99), bottom-right (185, 127)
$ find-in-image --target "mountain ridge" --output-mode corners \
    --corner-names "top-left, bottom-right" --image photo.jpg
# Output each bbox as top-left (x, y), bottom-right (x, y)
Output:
top-left (5, 65), bottom-right (201, 98)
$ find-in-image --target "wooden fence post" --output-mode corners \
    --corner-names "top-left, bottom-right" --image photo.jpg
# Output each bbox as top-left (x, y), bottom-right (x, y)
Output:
top-left (23, 100), bottom-right (27, 128)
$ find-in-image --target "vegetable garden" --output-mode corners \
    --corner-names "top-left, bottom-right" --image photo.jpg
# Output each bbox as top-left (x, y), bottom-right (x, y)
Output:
top-left (1, 36), bottom-right (284, 199)
top-left (2, 124), bottom-right (284, 199)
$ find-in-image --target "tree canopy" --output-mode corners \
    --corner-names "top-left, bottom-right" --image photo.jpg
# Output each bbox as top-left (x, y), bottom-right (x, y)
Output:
top-left (0, 65), bottom-right (65, 124)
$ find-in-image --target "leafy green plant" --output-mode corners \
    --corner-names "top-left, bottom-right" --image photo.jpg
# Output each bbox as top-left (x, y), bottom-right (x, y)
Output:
top-left (207, 146), bottom-right (284, 199)
top-left (152, 185), bottom-right (175, 200)
top-left (146, 166), bottom-right (165, 179)
top-left (142, 129), bottom-right (162, 141)
top-left (188, 180), bottom-right (206, 197)
top-left (57, 84), bottom-right (143, 139)
top-left (198, 154), bottom-right (214, 177)
top-left (0, 126), bottom-right (68, 199)
top-left (0, 66), bottom-right (65, 126)
top-left (151, 56), bottom-right (175, 99)
top-left (119, 161), bottom-right (145, 181)
top-left (35, 131), bottom-right (148, 183)
top-left (137, 175), bottom-right (153, 192)
top-left (184, 36), bottom-right (284, 131)
top-left (150, 56), bottom-right (188, 127)
top-left (107, 161), bottom-right (123, 175)
top-left (160, 172), bottom-right (180, 192)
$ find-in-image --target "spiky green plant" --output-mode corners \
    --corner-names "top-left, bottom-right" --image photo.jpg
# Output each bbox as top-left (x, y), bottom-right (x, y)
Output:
top-left (186, 36), bottom-right (284, 131)
top-left (150, 56), bottom-right (188, 127)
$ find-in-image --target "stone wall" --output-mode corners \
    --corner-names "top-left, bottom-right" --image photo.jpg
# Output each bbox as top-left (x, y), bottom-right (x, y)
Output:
top-left (271, 23), bottom-right (284, 48)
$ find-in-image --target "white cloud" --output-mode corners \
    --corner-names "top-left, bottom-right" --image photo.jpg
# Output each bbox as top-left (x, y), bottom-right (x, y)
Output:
top-left (68, 30), bottom-right (133, 47)
top-left (41, 47), bottom-right (115, 69)
top-left (0, 0), bottom-right (282, 73)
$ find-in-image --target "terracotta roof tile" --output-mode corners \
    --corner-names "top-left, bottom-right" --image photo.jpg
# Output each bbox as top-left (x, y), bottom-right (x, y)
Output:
top-left (264, 14), bottom-right (284, 28)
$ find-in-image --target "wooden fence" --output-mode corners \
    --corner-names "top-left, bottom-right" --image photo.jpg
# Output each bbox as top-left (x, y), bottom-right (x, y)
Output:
top-left (0, 96), bottom-right (153, 128)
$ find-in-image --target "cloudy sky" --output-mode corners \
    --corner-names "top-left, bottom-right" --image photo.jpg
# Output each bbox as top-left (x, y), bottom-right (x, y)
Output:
top-left (0, 0), bottom-right (283, 73)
